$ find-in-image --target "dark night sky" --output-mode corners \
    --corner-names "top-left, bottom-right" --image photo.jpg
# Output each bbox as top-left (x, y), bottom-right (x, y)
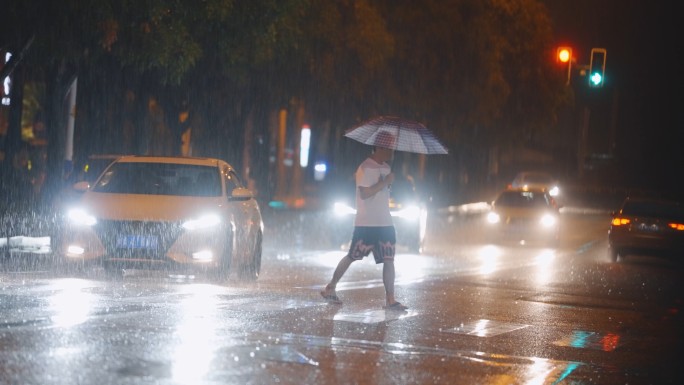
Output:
top-left (546, 1), bottom-right (683, 191)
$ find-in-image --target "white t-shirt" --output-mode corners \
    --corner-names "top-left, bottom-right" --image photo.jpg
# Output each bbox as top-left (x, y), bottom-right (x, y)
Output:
top-left (354, 157), bottom-right (393, 227)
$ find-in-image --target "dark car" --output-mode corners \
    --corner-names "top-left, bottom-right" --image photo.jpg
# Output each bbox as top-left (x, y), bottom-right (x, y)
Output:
top-left (486, 187), bottom-right (561, 247)
top-left (327, 174), bottom-right (427, 253)
top-left (608, 197), bottom-right (684, 262)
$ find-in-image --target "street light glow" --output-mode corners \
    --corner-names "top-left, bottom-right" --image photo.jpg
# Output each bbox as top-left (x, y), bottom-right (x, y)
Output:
top-left (300, 125), bottom-right (311, 168)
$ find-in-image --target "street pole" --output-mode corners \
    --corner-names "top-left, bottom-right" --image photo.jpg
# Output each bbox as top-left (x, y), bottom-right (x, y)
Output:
top-left (64, 77), bottom-right (77, 178)
top-left (609, 88), bottom-right (619, 156)
top-left (578, 107), bottom-right (590, 178)
top-left (291, 100), bottom-right (305, 202)
top-left (275, 108), bottom-right (287, 199)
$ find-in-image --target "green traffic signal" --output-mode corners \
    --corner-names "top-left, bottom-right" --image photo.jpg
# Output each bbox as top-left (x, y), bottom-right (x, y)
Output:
top-left (588, 48), bottom-right (606, 87)
top-left (589, 72), bottom-right (603, 86)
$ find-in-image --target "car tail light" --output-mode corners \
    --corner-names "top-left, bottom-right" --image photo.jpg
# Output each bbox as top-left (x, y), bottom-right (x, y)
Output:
top-left (611, 217), bottom-right (630, 226)
top-left (668, 223), bottom-right (684, 231)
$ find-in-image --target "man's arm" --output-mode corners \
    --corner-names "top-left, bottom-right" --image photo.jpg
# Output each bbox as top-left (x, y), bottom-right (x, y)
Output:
top-left (359, 172), bottom-right (394, 200)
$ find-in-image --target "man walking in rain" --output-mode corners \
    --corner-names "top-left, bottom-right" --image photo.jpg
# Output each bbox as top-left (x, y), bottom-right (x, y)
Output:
top-left (320, 131), bottom-right (408, 310)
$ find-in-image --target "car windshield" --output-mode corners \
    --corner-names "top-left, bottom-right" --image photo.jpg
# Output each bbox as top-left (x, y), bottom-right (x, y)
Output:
top-left (621, 200), bottom-right (684, 220)
top-left (524, 174), bottom-right (553, 184)
top-left (82, 156), bottom-right (119, 183)
top-left (92, 162), bottom-right (222, 196)
top-left (496, 191), bottom-right (549, 207)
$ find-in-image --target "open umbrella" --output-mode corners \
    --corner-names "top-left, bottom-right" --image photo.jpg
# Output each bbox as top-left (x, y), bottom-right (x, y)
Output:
top-left (344, 116), bottom-right (448, 154)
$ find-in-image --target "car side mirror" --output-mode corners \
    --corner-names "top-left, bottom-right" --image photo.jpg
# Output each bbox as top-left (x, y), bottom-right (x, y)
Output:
top-left (230, 187), bottom-right (253, 201)
top-left (73, 181), bottom-right (90, 192)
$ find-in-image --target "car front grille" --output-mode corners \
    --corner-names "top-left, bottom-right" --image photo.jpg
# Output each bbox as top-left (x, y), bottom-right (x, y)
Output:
top-left (505, 217), bottom-right (534, 226)
top-left (93, 219), bottom-right (184, 260)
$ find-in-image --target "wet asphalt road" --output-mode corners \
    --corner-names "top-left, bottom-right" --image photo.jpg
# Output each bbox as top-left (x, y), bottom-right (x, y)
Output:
top-left (0, 206), bottom-right (682, 384)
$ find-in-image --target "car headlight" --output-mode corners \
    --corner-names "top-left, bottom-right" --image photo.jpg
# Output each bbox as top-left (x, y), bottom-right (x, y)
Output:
top-left (486, 212), bottom-right (500, 224)
top-left (540, 213), bottom-right (557, 228)
top-left (333, 202), bottom-right (356, 216)
top-left (182, 214), bottom-right (221, 230)
top-left (67, 208), bottom-right (97, 226)
top-left (549, 186), bottom-right (560, 197)
top-left (391, 205), bottom-right (421, 220)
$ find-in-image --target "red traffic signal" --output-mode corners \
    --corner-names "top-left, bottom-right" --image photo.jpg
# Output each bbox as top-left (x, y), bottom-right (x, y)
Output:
top-left (556, 47), bottom-right (573, 85)
top-left (557, 47), bottom-right (572, 63)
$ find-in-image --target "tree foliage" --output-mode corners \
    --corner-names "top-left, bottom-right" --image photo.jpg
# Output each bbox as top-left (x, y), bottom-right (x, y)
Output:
top-left (1, 0), bottom-right (570, 203)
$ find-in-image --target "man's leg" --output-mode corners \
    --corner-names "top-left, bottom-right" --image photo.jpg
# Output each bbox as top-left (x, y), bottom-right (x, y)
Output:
top-left (383, 260), bottom-right (396, 305)
top-left (321, 255), bottom-right (353, 303)
top-left (325, 227), bottom-right (365, 295)
top-left (323, 254), bottom-right (354, 296)
top-left (379, 227), bottom-right (406, 310)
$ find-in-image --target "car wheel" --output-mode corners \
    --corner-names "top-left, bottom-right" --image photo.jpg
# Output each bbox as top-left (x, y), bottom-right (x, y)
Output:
top-left (403, 228), bottom-right (422, 253)
top-left (209, 236), bottom-right (233, 282)
top-left (58, 256), bottom-right (87, 277)
top-left (608, 246), bottom-right (621, 262)
top-left (407, 235), bottom-right (422, 253)
top-left (486, 232), bottom-right (501, 245)
top-left (547, 236), bottom-right (560, 249)
top-left (330, 230), bottom-right (351, 251)
top-left (408, 242), bottom-right (421, 253)
top-left (70, 260), bottom-right (91, 277)
top-left (239, 230), bottom-right (262, 281)
top-left (103, 261), bottom-right (125, 279)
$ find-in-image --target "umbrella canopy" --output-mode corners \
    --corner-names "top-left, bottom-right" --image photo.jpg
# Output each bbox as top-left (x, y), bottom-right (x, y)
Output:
top-left (344, 116), bottom-right (448, 154)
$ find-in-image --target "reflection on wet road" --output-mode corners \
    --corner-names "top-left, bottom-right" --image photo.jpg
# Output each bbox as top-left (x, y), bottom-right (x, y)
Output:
top-left (0, 210), bottom-right (682, 384)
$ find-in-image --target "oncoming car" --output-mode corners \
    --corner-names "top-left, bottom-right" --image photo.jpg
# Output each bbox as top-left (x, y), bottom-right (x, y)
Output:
top-left (486, 188), bottom-right (560, 247)
top-left (57, 156), bottom-right (263, 280)
top-left (329, 175), bottom-right (427, 253)
top-left (608, 197), bottom-right (684, 262)
top-left (510, 171), bottom-right (560, 197)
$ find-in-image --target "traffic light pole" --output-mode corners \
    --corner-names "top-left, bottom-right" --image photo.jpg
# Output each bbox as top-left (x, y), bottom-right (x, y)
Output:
top-left (589, 48), bottom-right (607, 87)
top-left (556, 46), bottom-right (607, 178)
top-left (557, 47), bottom-right (606, 87)
top-left (578, 107), bottom-right (590, 178)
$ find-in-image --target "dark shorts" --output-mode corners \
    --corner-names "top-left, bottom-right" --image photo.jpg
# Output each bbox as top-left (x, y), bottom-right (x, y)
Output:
top-left (347, 226), bottom-right (396, 264)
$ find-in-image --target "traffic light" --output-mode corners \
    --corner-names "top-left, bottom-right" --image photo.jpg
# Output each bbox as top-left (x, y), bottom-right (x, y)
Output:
top-left (556, 47), bottom-right (572, 85)
top-left (557, 47), bottom-right (572, 63)
top-left (588, 48), bottom-right (606, 87)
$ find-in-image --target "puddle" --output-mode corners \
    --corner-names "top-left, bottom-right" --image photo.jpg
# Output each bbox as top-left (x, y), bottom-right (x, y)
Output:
top-left (331, 309), bottom-right (417, 324)
top-left (231, 345), bottom-right (319, 366)
top-left (232, 298), bottom-right (326, 312)
top-left (442, 319), bottom-right (529, 337)
top-left (553, 330), bottom-right (621, 352)
top-left (247, 331), bottom-right (586, 381)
